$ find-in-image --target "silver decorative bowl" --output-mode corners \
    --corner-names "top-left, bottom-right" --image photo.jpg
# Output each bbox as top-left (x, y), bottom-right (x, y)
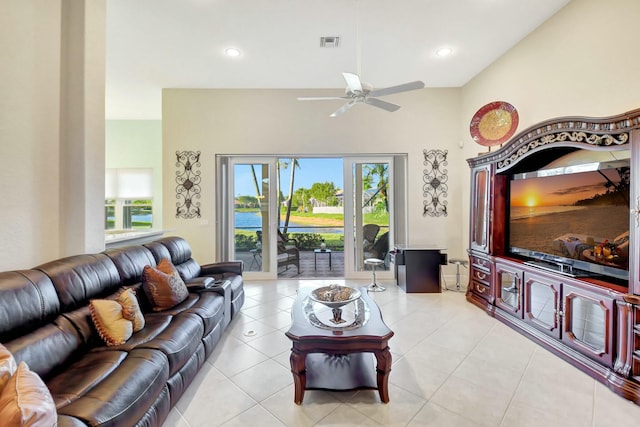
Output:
top-left (309, 285), bottom-right (361, 324)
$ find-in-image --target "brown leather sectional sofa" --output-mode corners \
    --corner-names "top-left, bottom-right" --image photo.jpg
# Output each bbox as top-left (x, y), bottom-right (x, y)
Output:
top-left (0, 236), bottom-right (244, 426)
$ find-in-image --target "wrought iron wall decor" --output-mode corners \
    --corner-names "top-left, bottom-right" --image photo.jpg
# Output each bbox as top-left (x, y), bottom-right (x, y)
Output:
top-left (175, 151), bottom-right (202, 218)
top-left (423, 149), bottom-right (448, 217)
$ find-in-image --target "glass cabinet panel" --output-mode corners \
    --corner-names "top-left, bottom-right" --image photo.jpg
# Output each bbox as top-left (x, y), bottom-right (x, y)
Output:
top-left (566, 295), bottom-right (605, 351)
top-left (471, 167), bottom-right (489, 252)
top-left (561, 283), bottom-right (613, 367)
top-left (495, 263), bottom-right (521, 316)
top-left (524, 275), bottom-right (560, 338)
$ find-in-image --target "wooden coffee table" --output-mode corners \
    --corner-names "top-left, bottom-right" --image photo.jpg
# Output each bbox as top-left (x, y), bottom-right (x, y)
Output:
top-left (285, 287), bottom-right (394, 404)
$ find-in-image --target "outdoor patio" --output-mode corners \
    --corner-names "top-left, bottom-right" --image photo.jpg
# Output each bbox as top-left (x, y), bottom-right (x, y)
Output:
top-left (235, 250), bottom-right (390, 279)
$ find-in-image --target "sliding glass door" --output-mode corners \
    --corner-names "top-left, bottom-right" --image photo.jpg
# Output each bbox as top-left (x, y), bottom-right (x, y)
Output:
top-left (229, 158), bottom-right (278, 279)
top-left (344, 157), bottom-right (394, 279)
top-left (218, 155), bottom-right (402, 280)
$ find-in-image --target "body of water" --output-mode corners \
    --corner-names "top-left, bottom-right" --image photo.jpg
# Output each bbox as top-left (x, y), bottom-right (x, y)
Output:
top-left (235, 211), bottom-right (344, 234)
top-left (510, 205), bottom-right (586, 220)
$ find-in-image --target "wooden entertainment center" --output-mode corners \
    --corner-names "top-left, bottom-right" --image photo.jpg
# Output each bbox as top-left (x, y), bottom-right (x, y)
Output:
top-left (466, 108), bottom-right (640, 404)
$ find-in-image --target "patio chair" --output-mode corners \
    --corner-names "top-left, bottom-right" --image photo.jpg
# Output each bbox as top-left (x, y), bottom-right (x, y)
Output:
top-left (255, 230), bottom-right (300, 273)
top-left (278, 229), bottom-right (299, 251)
top-left (277, 236), bottom-right (300, 273)
top-left (363, 224), bottom-right (380, 252)
top-left (365, 231), bottom-right (389, 267)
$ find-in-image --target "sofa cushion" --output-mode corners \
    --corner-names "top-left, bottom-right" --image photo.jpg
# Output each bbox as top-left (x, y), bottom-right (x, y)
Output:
top-left (0, 270), bottom-right (60, 344)
top-left (49, 348), bottom-right (169, 426)
top-left (149, 237), bottom-right (202, 281)
top-left (6, 315), bottom-right (85, 380)
top-left (142, 260), bottom-right (188, 311)
top-left (35, 254), bottom-right (122, 312)
top-left (116, 288), bottom-right (145, 332)
top-left (0, 362), bottom-right (57, 426)
top-left (103, 245), bottom-right (157, 286)
top-left (0, 344), bottom-right (16, 392)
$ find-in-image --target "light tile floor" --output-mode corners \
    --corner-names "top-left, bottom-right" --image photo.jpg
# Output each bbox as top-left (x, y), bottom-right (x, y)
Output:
top-left (163, 279), bottom-right (640, 426)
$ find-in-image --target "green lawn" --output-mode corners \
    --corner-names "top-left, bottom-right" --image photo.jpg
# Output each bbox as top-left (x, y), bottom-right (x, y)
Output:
top-left (234, 208), bottom-right (388, 251)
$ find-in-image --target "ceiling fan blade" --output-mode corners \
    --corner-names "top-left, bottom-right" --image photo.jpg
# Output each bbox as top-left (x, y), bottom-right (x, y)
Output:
top-left (297, 96), bottom-right (348, 101)
top-left (342, 72), bottom-right (363, 93)
top-left (368, 80), bottom-right (425, 98)
top-left (330, 101), bottom-right (356, 117)
top-left (364, 97), bottom-right (401, 112)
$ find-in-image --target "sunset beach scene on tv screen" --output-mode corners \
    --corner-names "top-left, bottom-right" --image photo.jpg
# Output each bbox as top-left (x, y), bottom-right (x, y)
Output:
top-left (509, 166), bottom-right (630, 272)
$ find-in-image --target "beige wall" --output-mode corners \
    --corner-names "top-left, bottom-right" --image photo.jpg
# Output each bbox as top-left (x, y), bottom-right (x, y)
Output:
top-left (162, 88), bottom-right (463, 264)
top-left (0, 1), bottom-right (105, 270)
top-left (459, 0), bottom-right (640, 250)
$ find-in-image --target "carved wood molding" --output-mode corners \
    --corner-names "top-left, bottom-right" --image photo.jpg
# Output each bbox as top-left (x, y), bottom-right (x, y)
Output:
top-left (467, 108), bottom-right (640, 171)
top-left (613, 299), bottom-right (634, 377)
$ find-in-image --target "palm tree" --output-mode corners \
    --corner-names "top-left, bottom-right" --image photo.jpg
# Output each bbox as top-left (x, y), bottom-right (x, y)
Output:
top-left (276, 159), bottom-right (289, 225)
top-left (363, 163), bottom-right (389, 212)
top-left (282, 158), bottom-right (300, 233)
top-left (250, 165), bottom-right (261, 208)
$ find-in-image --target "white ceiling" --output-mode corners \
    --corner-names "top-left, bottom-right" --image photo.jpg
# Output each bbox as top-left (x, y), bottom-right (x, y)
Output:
top-left (106, 0), bottom-right (571, 120)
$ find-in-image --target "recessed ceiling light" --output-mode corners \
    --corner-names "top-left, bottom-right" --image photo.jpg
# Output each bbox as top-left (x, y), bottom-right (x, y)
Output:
top-left (320, 36), bottom-right (340, 48)
top-left (436, 47), bottom-right (453, 57)
top-left (225, 47), bottom-right (241, 57)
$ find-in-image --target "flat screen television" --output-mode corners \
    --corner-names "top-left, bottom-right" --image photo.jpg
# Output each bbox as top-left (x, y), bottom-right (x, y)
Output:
top-left (507, 155), bottom-right (630, 282)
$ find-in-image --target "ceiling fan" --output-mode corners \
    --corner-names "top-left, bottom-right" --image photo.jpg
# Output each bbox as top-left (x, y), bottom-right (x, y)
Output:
top-left (297, 72), bottom-right (425, 117)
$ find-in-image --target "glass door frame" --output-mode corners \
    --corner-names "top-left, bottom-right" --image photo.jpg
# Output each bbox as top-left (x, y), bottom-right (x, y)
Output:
top-left (226, 156), bottom-right (279, 280)
top-left (343, 156), bottom-right (395, 280)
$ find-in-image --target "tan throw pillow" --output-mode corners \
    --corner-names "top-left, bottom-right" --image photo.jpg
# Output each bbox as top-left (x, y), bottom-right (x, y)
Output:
top-left (90, 299), bottom-right (133, 346)
top-left (142, 260), bottom-right (189, 311)
top-left (0, 362), bottom-right (57, 426)
top-left (116, 288), bottom-right (145, 332)
top-left (0, 343), bottom-right (17, 392)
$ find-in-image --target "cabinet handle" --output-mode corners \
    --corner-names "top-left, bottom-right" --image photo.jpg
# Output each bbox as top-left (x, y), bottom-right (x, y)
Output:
top-left (476, 284), bottom-right (486, 293)
top-left (475, 271), bottom-right (487, 280)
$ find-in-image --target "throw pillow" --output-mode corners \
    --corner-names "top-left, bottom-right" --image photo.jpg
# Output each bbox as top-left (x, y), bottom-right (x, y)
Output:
top-left (0, 343), bottom-right (17, 392)
top-left (142, 259), bottom-right (189, 311)
top-left (116, 288), bottom-right (145, 332)
top-left (0, 361), bottom-right (57, 426)
top-left (89, 299), bottom-right (133, 346)
top-left (156, 257), bottom-right (178, 275)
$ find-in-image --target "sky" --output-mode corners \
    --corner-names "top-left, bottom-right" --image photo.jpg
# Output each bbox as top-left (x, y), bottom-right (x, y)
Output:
top-left (234, 158), bottom-right (344, 197)
top-left (510, 168), bottom-right (621, 207)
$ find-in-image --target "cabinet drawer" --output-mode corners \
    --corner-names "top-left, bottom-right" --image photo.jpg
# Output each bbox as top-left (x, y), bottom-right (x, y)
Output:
top-left (470, 266), bottom-right (491, 285)
top-left (471, 281), bottom-right (491, 301)
top-left (471, 255), bottom-right (491, 271)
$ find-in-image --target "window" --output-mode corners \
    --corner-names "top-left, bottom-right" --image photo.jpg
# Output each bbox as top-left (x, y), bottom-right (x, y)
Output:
top-left (105, 168), bottom-right (153, 230)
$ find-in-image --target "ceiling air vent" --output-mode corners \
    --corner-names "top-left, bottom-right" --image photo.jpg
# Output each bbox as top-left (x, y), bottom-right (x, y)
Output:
top-left (320, 36), bottom-right (340, 48)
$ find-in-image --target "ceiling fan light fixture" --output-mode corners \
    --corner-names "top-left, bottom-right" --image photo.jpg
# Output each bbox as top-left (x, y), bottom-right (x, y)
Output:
top-left (225, 47), bottom-right (241, 57)
top-left (436, 47), bottom-right (453, 57)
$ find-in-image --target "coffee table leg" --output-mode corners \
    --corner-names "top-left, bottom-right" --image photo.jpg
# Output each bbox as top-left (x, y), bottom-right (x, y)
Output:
top-left (289, 348), bottom-right (307, 404)
top-left (374, 348), bottom-right (392, 403)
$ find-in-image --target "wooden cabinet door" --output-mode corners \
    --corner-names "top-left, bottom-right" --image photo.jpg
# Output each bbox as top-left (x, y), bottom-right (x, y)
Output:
top-left (523, 272), bottom-right (561, 339)
top-left (561, 283), bottom-right (614, 367)
top-left (470, 166), bottom-right (490, 253)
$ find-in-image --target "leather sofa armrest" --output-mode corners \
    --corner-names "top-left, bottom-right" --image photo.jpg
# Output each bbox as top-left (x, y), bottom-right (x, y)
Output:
top-left (200, 261), bottom-right (244, 276)
top-left (185, 276), bottom-right (215, 290)
top-left (194, 279), bottom-right (232, 328)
